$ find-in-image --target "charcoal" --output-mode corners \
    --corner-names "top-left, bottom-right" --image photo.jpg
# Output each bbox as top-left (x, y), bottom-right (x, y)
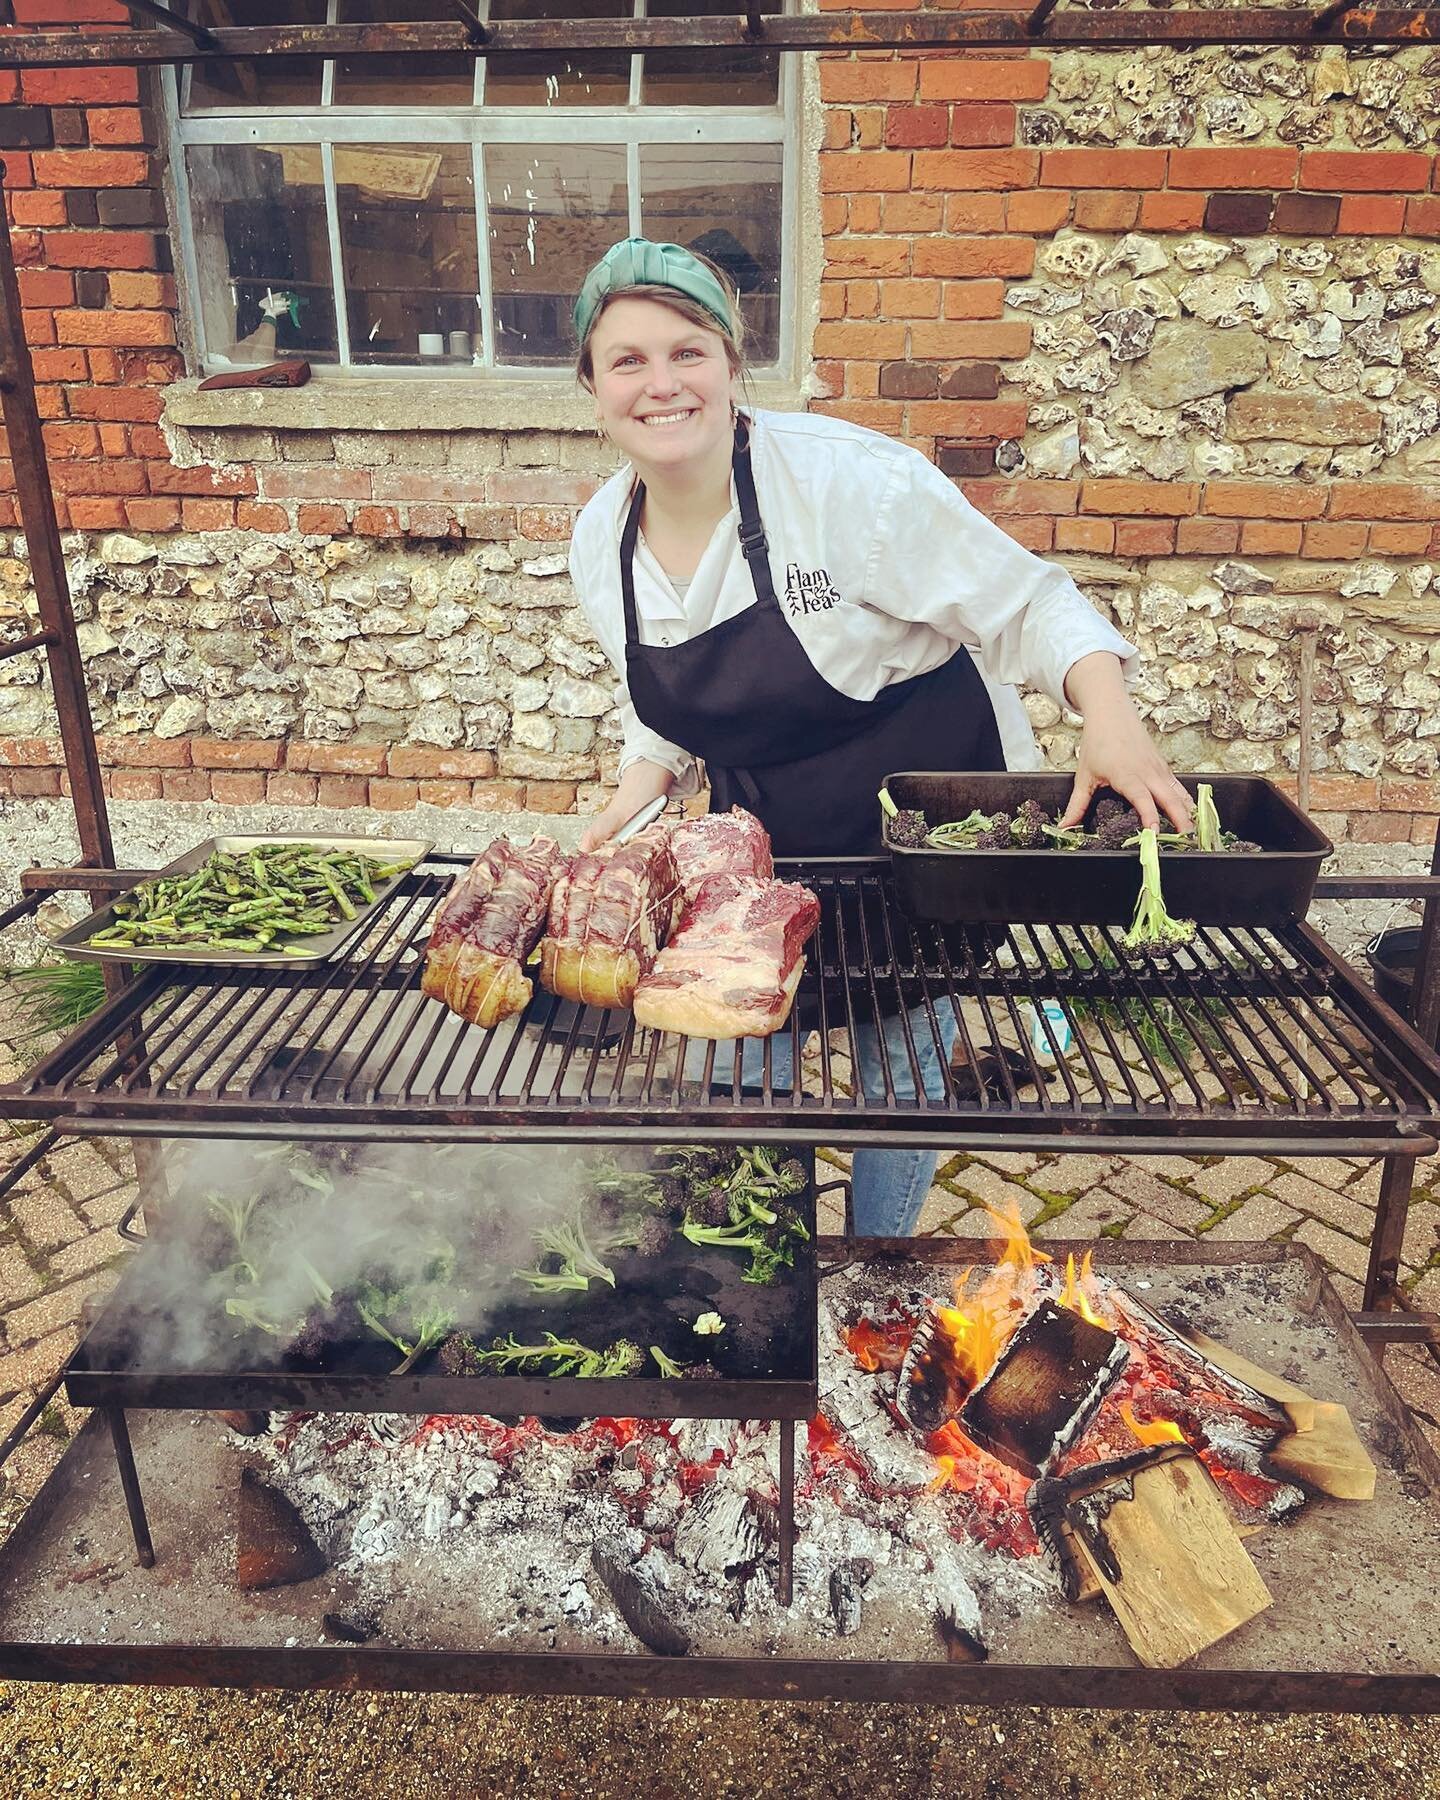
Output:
top-left (828, 1560), bottom-right (870, 1637)
top-left (236, 1467), bottom-right (328, 1592)
top-left (895, 1312), bottom-right (962, 1436)
top-left (674, 1485), bottom-right (764, 1579)
top-left (323, 1608), bottom-right (379, 1644)
top-left (591, 1539), bottom-right (693, 1657)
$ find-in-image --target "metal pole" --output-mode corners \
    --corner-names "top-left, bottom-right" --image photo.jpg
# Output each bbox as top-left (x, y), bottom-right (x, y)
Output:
top-left (777, 1417), bottom-right (795, 1606)
top-left (106, 1406), bottom-right (156, 1567)
top-left (0, 160), bottom-right (115, 876)
top-left (1362, 1153), bottom-right (1413, 1322)
top-left (1411, 822), bottom-right (1440, 1052)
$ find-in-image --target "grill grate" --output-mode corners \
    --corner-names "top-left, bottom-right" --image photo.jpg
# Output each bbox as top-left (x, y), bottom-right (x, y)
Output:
top-left (6, 857), bottom-right (1440, 1151)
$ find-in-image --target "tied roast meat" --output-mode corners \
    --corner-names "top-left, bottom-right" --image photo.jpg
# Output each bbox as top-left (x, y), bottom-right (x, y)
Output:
top-left (421, 834), bottom-right (569, 1027)
top-left (632, 873), bottom-right (821, 1040)
top-left (667, 806), bottom-right (773, 903)
top-left (539, 824), bottom-right (684, 1011)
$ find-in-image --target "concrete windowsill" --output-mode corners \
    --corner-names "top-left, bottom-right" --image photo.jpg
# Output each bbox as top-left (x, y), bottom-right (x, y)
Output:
top-left (163, 376), bottom-right (812, 435)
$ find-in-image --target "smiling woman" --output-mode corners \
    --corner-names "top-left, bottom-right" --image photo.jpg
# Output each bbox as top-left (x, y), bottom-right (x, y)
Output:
top-left (565, 234), bottom-right (1193, 1237)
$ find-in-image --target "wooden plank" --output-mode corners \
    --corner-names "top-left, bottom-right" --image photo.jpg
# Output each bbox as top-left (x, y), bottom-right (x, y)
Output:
top-left (1180, 1327), bottom-right (1319, 1433)
top-left (1073, 1452), bottom-right (1272, 1668)
top-left (1267, 1401), bottom-right (1376, 1501)
top-left (1063, 1503), bottom-right (1263, 1606)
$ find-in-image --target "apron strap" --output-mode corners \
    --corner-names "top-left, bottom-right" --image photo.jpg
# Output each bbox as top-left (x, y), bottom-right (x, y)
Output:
top-left (619, 420), bottom-right (772, 654)
top-left (731, 418), bottom-right (778, 606)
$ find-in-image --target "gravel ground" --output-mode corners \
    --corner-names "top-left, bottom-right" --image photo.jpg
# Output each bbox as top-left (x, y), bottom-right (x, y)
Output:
top-left (0, 1689), bottom-right (1437, 1797)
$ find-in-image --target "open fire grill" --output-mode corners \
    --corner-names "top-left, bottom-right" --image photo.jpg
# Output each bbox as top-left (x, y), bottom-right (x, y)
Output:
top-left (2, 856), bottom-right (1440, 1706)
top-left (4, 857), bottom-right (1440, 1155)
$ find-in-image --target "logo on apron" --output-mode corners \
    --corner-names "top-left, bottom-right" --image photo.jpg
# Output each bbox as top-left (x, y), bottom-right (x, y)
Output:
top-left (784, 563), bottom-right (842, 617)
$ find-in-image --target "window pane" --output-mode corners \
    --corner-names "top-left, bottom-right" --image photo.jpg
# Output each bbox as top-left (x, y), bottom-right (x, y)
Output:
top-left (642, 0), bottom-right (779, 107)
top-left (185, 144), bottom-right (339, 365)
top-left (185, 0), bottom-right (325, 112)
top-left (483, 0), bottom-right (631, 108)
top-left (486, 144), bottom-right (627, 364)
top-left (332, 0), bottom-right (476, 106)
top-left (336, 145), bottom-right (479, 365)
top-left (640, 144), bottom-right (781, 363)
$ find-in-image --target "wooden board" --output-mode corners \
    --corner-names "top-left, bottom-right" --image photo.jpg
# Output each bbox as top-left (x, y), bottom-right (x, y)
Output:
top-left (1180, 1327), bottom-right (1319, 1433)
top-left (1268, 1401), bottom-right (1377, 1501)
top-left (1072, 1452), bottom-right (1273, 1668)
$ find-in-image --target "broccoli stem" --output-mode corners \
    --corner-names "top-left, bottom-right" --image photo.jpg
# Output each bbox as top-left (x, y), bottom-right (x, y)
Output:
top-left (1195, 782), bottom-right (1223, 854)
top-left (1122, 828), bottom-right (1197, 953)
top-left (650, 1346), bottom-right (690, 1378)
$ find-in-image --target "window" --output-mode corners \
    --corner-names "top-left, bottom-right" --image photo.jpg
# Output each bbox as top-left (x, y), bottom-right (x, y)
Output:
top-left (168, 0), bottom-right (792, 378)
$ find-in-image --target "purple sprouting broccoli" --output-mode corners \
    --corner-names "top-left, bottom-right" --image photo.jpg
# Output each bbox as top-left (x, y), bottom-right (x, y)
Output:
top-left (887, 808), bottom-right (930, 849)
top-left (286, 1307), bottom-right (330, 1364)
top-left (682, 1360), bottom-right (723, 1381)
top-left (1092, 794), bottom-right (1128, 827)
top-left (1010, 798), bottom-right (1049, 849)
top-left (631, 1214), bottom-right (674, 1259)
top-left (437, 1332), bottom-right (483, 1376)
top-left (689, 1181), bottom-right (736, 1230)
top-left (1095, 807), bottom-right (1143, 850)
top-left (974, 810), bottom-right (1014, 851)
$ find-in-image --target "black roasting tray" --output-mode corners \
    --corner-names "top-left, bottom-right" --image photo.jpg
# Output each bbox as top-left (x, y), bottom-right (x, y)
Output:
top-left (883, 773), bottom-right (1332, 928)
top-left (64, 1147), bottom-right (819, 1419)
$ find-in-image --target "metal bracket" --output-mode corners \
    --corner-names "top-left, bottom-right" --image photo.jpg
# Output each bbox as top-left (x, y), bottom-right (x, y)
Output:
top-left (742, 5), bottom-right (765, 39)
top-left (1025, 0), bottom-right (1062, 35)
top-left (124, 0), bottom-right (218, 49)
top-left (0, 630), bottom-right (58, 662)
top-left (117, 1194), bottom-right (148, 1246)
top-left (448, 0), bottom-right (489, 45)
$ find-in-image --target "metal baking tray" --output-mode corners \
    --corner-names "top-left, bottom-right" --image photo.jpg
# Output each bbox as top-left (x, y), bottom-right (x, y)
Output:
top-left (54, 834), bottom-right (432, 969)
top-left (883, 773), bottom-right (1332, 927)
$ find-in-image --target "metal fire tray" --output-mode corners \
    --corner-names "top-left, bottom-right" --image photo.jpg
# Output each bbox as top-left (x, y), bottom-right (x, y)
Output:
top-left (6, 858), bottom-right (1439, 1155)
top-left (883, 774), bottom-right (1332, 927)
top-left (1, 1244), bottom-right (1437, 1711)
top-left (53, 835), bottom-right (433, 969)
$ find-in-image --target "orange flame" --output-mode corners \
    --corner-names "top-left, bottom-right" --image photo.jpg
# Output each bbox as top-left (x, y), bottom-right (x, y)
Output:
top-left (1058, 1250), bottom-right (1109, 1329)
top-left (926, 1200), bottom-right (1051, 1391)
top-left (1121, 1402), bottom-right (1186, 1448)
top-left (926, 1420), bottom-right (985, 1493)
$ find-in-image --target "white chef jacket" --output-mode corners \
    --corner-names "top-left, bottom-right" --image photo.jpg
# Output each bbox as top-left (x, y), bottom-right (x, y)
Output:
top-left (568, 406), bottom-right (1137, 792)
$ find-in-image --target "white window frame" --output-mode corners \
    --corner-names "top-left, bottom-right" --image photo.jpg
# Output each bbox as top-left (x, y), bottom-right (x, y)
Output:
top-left (162, 1), bottom-right (798, 382)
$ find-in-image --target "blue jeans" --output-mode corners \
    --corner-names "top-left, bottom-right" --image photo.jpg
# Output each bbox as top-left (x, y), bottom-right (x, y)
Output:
top-left (691, 1000), bottom-right (960, 1236)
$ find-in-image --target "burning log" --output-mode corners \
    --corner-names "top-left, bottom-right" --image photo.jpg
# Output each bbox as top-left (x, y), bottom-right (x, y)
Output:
top-left (236, 1467), bottom-right (328, 1592)
top-left (1047, 1444), bottom-right (1273, 1669)
top-left (591, 1538), bottom-right (693, 1657)
top-left (1178, 1327), bottom-right (1319, 1434)
top-left (1268, 1402), bottom-right (1376, 1501)
top-left (958, 1299), bottom-right (1130, 1479)
top-left (895, 1311), bottom-right (963, 1436)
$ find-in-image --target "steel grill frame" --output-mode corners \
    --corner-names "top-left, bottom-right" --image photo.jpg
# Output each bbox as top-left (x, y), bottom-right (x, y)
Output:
top-left (4, 856), bottom-right (1439, 1157)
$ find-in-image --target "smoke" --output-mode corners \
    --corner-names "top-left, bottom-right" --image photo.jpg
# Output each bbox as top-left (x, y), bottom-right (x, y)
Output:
top-left (89, 1137), bottom-right (592, 1373)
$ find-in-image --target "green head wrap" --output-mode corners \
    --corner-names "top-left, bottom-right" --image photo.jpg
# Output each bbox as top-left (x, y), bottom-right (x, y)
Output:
top-left (572, 237), bottom-right (734, 347)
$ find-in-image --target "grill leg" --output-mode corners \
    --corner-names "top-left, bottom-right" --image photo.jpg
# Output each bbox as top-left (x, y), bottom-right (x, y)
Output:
top-left (1363, 1154), bottom-right (1413, 1330)
top-left (106, 1406), bottom-right (155, 1568)
top-left (777, 1417), bottom-right (795, 1606)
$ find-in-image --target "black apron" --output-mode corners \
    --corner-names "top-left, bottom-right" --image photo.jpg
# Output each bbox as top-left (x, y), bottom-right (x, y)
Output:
top-left (620, 421), bottom-right (1003, 858)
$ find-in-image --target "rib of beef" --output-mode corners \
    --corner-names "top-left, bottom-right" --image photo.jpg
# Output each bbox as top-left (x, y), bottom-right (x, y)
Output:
top-left (632, 873), bottom-right (821, 1039)
top-left (668, 806), bottom-right (773, 904)
top-left (539, 824), bottom-right (683, 1010)
top-left (421, 834), bottom-right (569, 1027)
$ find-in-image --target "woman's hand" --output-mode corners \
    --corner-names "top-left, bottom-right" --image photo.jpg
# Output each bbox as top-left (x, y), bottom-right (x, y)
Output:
top-left (577, 760), bottom-right (676, 854)
top-left (1057, 652), bottom-right (1192, 834)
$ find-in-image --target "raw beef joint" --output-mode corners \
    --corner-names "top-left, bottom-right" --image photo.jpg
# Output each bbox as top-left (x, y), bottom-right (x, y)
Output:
top-left (668, 806), bottom-right (773, 904)
top-left (422, 834), bottom-right (569, 1028)
top-left (539, 824), bottom-right (683, 1010)
top-left (632, 874), bottom-right (821, 1040)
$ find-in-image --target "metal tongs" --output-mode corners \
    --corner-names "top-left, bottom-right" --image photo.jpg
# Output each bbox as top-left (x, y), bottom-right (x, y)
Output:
top-left (612, 794), bottom-right (669, 845)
